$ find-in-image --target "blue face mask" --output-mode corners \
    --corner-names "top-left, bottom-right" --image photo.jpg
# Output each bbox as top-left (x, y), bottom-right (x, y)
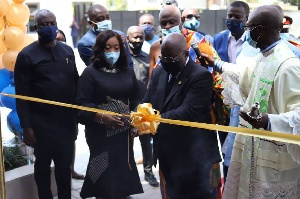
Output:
top-left (104, 51), bottom-right (120, 65)
top-left (141, 24), bottom-right (154, 36)
top-left (183, 17), bottom-right (200, 30)
top-left (226, 19), bottom-right (243, 34)
top-left (92, 20), bottom-right (112, 33)
top-left (161, 25), bottom-right (181, 36)
top-left (246, 30), bottom-right (258, 48)
top-left (37, 26), bottom-right (58, 42)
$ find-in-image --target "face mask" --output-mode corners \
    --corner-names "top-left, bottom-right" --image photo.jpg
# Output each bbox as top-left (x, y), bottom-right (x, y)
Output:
top-left (104, 51), bottom-right (120, 65)
top-left (280, 33), bottom-right (290, 40)
top-left (161, 60), bottom-right (182, 76)
top-left (226, 19), bottom-right (243, 34)
top-left (141, 24), bottom-right (154, 36)
top-left (246, 30), bottom-right (258, 48)
top-left (129, 42), bottom-right (143, 51)
top-left (92, 20), bottom-right (112, 33)
top-left (37, 26), bottom-right (58, 42)
top-left (161, 25), bottom-right (181, 36)
top-left (183, 17), bottom-right (200, 31)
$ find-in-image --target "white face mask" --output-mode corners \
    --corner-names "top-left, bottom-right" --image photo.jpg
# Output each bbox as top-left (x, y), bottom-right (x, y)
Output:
top-left (91, 20), bottom-right (112, 33)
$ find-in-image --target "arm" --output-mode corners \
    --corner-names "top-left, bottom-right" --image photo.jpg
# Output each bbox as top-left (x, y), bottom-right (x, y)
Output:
top-left (147, 40), bottom-right (160, 88)
top-left (161, 70), bottom-right (213, 121)
top-left (268, 63), bottom-right (300, 134)
top-left (77, 42), bottom-right (93, 66)
top-left (14, 52), bottom-right (31, 129)
top-left (14, 52), bottom-right (36, 146)
top-left (129, 69), bottom-right (140, 110)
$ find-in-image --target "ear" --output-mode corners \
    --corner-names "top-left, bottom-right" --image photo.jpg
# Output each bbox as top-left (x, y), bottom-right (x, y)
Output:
top-left (34, 24), bottom-right (38, 32)
top-left (279, 22), bottom-right (283, 30)
top-left (88, 21), bottom-right (94, 26)
top-left (126, 35), bottom-right (130, 41)
top-left (181, 16), bottom-right (185, 23)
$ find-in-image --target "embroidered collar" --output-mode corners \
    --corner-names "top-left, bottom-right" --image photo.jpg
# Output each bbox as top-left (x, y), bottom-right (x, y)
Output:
top-left (261, 39), bottom-right (281, 54)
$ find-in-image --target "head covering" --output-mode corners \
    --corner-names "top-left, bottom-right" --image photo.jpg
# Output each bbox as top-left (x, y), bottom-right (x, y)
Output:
top-left (283, 15), bottom-right (293, 29)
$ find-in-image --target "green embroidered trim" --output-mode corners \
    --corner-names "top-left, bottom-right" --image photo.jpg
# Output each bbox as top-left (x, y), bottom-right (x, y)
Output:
top-left (259, 77), bottom-right (273, 85)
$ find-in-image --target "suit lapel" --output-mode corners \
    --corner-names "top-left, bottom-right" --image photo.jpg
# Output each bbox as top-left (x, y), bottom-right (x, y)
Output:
top-left (156, 71), bottom-right (168, 110)
top-left (162, 58), bottom-right (194, 109)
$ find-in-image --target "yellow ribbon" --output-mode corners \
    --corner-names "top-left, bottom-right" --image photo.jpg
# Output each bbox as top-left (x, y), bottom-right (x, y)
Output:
top-left (1, 93), bottom-right (300, 145)
top-left (130, 103), bottom-right (161, 135)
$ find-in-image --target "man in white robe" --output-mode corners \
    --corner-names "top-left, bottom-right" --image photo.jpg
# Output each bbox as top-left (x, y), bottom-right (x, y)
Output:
top-left (205, 5), bottom-right (300, 198)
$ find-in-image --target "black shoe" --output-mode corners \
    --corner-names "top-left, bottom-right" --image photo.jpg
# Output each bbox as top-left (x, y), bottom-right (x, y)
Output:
top-left (144, 174), bottom-right (159, 187)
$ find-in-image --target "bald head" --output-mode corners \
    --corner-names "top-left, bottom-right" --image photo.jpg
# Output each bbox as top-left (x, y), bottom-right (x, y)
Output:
top-left (182, 8), bottom-right (199, 18)
top-left (34, 9), bottom-right (56, 24)
top-left (162, 0), bottom-right (178, 7)
top-left (159, 5), bottom-right (181, 22)
top-left (161, 33), bottom-right (186, 55)
top-left (127, 26), bottom-right (144, 36)
top-left (159, 5), bottom-right (182, 31)
top-left (127, 26), bottom-right (145, 49)
top-left (88, 4), bottom-right (108, 20)
top-left (248, 5), bottom-right (281, 31)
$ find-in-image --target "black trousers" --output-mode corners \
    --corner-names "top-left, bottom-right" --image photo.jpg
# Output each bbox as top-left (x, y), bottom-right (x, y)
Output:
top-left (163, 163), bottom-right (212, 199)
top-left (34, 138), bottom-right (74, 199)
top-left (139, 134), bottom-right (154, 177)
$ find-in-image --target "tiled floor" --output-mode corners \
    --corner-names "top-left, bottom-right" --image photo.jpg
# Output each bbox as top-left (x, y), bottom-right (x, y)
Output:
top-left (54, 124), bottom-right (161, 199)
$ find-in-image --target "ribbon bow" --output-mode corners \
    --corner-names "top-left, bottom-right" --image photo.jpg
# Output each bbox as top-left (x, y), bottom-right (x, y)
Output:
top-left (130, 103), bottom-right (161, 135)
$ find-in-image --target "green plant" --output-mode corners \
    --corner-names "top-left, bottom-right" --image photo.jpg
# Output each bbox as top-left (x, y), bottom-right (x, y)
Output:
top-left (3, 145), bottom-right (27, 171)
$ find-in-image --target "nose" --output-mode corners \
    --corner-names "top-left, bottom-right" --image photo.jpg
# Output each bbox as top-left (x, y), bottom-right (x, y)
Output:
top-left (165, 23), bottom-right (173, 30)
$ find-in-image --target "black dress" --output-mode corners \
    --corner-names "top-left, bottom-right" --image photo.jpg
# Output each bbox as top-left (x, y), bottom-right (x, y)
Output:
top-left (76, 65), bottom-right (143, 198)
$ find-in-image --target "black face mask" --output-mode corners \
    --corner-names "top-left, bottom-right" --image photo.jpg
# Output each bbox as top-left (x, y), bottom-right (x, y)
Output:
top-left (129, 42), bottom-right (143, 51)
top-left (161, 60), bottom-right (182, 76)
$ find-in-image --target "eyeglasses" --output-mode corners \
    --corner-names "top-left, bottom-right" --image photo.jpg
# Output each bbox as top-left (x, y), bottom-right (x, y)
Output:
top-left (186, 14), bottom-right (201, 20)
top-left (159, 50), bottom-right (188, 62)
top-left (243, 24), bottom-right (266, 31)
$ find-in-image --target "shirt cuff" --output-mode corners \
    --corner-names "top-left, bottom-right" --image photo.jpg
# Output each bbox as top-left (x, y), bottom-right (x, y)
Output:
top-left (214, 60), bottom-right (224, 71)
top-left (266, 115), bottom-right (271, 130)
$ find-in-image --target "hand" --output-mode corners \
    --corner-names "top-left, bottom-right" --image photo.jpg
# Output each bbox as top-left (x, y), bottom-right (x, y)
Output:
top-left (23, 128), bottom-right (36, 147)
top-left (239, 111), bottom-right (269, 129)
top-left (130, 126), bottom-right (139, 138)
top-left (119, 35), bottom-right (126, 47)
top-left (201, 53), bottom-right (215, 66)
top-left (102, 114), bottom-right (125, 126)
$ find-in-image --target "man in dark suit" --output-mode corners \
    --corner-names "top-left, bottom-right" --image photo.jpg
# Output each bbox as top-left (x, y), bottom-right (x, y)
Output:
top-left (143, 32), bottom-right (220, 199)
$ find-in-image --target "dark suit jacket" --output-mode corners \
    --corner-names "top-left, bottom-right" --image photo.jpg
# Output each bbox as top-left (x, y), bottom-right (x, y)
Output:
top-left (143, 58), bottom-right (221, 178)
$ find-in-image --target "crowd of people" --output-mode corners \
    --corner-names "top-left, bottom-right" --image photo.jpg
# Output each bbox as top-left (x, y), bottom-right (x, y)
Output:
top-left (13, 0), bottom-right (300, 199)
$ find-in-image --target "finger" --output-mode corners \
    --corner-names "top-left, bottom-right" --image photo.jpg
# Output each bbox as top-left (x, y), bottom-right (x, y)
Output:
top-left (239, 111), bottom-right (251, 122)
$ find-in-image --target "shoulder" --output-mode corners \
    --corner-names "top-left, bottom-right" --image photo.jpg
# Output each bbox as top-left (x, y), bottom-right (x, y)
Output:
top-left (20, 41), bottom-right (39, 54)
top-left (188, 60), bottom-right (212, 79)
top-left (150, 40), bottom-right (161, 52)
top-left (57, 42), bottom-right (74, 53)
top-left (113, 29), bottom-right (125, 37)
top-left (152, 65), bottom-right (164, 77)
top-left (214, 30), bottom-right (230, 39)
top-left (78, 29), bottom-right (95, 45)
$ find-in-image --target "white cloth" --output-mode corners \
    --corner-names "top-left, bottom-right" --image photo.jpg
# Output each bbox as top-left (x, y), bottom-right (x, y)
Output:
top-left (141, 41), bottom-right (151, 54)
top-left (222, 41), bottom-right (300, 199)
top-left (227, 32), bottom-right (246, 64)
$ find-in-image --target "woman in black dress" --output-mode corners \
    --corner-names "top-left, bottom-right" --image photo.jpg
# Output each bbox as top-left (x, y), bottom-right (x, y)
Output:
top-left (76, 30), bottom-right (143, 199)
